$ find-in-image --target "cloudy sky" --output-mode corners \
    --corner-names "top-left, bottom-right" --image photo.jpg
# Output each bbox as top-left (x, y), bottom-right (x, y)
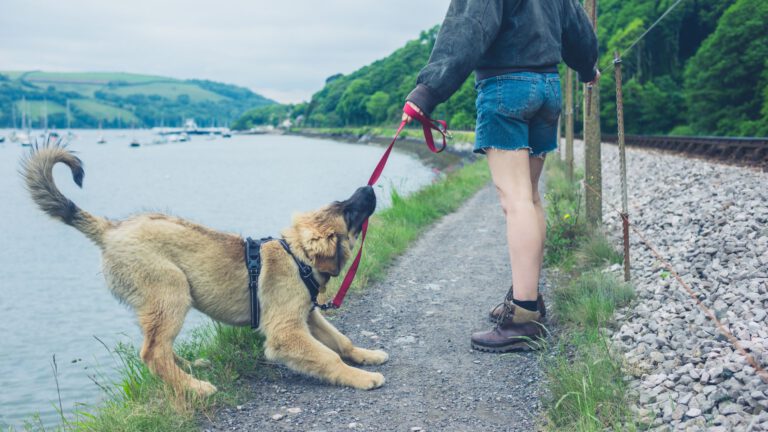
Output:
top-left (0, 0), bottom-right (448, 103)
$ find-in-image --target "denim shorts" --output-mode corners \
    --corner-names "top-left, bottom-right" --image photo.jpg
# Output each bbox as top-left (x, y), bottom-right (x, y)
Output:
top-left (474, 72), bottom-right (562, 157)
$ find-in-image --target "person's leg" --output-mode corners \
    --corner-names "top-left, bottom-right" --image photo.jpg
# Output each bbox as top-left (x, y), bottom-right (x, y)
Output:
top-left (486, 149), bottom-right (541, 303)
top-left (529, 155), bottom-right (546, 271)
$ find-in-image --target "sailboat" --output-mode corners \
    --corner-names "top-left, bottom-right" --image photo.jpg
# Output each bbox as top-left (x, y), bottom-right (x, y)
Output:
top-left (96, 119), bottom-right (107, 144)
top-left (130, 122), bottom-right (140, 147)
top-left (15, 97), bottom-right (32, 147)
top-left (66, 99), bottom-right (75, 139)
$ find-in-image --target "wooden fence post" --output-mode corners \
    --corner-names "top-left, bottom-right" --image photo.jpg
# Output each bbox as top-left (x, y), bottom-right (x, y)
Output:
top-left (614, 51), bottom-right (631, 282)
top-left (565, 68), bottom-right (575, 181)
top-left (583, 0), bottom-right (602, 226)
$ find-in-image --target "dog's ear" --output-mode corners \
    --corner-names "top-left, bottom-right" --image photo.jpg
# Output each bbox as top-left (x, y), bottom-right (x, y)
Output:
top-left (295, 214), bottom-right (341, 276)
top-left (310, 233), bottom-right (341, 276)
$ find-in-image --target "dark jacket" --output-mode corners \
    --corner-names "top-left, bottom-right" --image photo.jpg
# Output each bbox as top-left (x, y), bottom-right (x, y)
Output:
top-left (407, 0), bottom-right (599, 115)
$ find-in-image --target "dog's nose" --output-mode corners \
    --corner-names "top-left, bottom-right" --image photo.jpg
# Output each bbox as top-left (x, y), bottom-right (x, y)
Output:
top-left (350, 185), bottom-right (376, 214)
top-left (360, 185), bottom-right (374, 197)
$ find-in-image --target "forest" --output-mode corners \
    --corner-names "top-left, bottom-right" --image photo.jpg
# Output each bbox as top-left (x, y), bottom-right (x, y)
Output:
top-left (235, 0), bottom-right (767, 137)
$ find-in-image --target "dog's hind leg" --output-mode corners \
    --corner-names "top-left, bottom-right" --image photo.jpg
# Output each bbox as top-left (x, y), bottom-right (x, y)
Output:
top-left (264, 322), bottom-right (385, 390)
top-left (136, 273), bottom-right (217, 397)
top-left (308, 309), bottom-right (389, 366)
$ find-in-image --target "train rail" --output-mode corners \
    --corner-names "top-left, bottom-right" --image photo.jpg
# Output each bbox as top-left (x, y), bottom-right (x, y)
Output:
top-left (599, 134), bottom-right (768, 170)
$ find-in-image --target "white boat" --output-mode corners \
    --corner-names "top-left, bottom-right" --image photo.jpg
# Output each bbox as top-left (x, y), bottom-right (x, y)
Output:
top-left (97, 135), bottom-right (107, 144)
top-left (11, 131), bottom-right (32, 147)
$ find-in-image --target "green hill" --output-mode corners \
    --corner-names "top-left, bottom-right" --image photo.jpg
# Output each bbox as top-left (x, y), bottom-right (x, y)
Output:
top-left (237, 0), bottom-right (768, 137)
top-left (234, 27), bottom-right (478, 132)
top-left (0, 71), bottom-right (275, 129)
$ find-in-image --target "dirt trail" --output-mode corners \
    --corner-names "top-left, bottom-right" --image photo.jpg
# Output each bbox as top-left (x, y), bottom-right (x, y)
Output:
top-left (202, 184), bottom-right (546, 432)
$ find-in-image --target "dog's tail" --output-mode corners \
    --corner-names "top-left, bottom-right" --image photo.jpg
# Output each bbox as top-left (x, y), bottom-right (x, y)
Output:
top-left (21, 142), bottom-right (112, 247)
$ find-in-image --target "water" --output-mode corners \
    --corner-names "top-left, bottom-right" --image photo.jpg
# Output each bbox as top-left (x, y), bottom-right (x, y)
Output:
top-left (0, 129), bottom-right (435, 429)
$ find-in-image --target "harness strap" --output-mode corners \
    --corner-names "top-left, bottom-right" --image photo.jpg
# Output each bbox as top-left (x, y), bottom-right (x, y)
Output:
top-left (276, 239), bottom-right (323, 306)
top-left (245, 237), bottom-right (324, 328)
top-left (245, 236), bottom-right (270, 329)
top-left (328, 103), bottom-right (448, 309)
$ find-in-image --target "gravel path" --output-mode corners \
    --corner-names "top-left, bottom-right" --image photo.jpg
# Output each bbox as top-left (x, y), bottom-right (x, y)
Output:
top-left (573, 141), bottom-right (768, 431)
top-left (202, 183), bottom-right (546, 432)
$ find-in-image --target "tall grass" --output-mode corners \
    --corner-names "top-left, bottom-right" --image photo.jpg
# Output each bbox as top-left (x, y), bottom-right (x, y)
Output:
top-left (543, 158), bottom-right (588, 269)
top-left (542, 156), bottom-right (639, 431)
top-left (25, 157), bottom-right (491, 432)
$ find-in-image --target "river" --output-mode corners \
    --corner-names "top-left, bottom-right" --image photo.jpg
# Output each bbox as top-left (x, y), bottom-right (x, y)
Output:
top-left (0, 129), bottom-right (435, 429)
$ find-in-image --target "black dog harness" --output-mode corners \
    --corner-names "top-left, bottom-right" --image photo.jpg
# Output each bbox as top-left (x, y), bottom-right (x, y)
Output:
top-left (244, 237), bottom-right (323, 329)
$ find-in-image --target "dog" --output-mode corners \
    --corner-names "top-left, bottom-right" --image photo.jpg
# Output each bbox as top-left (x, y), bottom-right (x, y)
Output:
top-left (21, 143), bottom-right (388, 396)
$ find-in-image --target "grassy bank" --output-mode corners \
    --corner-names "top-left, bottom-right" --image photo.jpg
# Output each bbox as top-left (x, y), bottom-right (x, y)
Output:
top-left (542, 157), bottom-right (639, 431)
top-left (26, 156), bottom-right (490, 432)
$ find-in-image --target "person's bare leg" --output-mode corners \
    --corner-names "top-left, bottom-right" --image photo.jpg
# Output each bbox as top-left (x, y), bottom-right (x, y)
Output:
top-left (486, 149), bottom-right (541, 302)
top-left (529, 155), bottom-right (546, 271)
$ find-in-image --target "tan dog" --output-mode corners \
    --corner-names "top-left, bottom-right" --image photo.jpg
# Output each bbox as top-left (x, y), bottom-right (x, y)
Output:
top-left (21, 143), bottom-right (388, 396)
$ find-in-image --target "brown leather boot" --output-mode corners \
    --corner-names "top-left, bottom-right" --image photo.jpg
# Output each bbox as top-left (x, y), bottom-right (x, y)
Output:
top-left (472, 304), bottom-right (546, 353)
top-left (488, 286), bottom-right (546, 322)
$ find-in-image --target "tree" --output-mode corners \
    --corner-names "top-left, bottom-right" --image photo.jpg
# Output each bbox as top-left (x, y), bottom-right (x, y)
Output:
top-left (336, 79), bottom-right (372, 125)
top-left (366, 91), bottom-right (390, 124)
top-left (684, 0), bottom-right (768, 135)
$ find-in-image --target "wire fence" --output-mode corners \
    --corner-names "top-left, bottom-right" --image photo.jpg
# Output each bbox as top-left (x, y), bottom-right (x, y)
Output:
top-left (582, 180), bottom-right (768, 385)
top-left (578, 0), bottom-right (768, 387)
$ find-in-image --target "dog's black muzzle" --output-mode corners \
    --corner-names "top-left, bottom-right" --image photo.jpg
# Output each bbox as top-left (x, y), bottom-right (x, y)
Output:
top-left (342, 185), bottom-right (376, 235)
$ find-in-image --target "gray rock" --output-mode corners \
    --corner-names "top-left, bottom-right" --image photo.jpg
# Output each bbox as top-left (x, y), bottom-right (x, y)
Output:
top-left (718, 402), bottom-right (741, 415)
top-left (685, 407), bottom-right (701, 418)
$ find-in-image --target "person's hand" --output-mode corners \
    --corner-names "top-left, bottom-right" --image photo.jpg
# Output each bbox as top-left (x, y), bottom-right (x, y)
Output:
top-left (587, 69), bottom-right (601, 86)
top-left (401, 101), bottom-right (423, 124)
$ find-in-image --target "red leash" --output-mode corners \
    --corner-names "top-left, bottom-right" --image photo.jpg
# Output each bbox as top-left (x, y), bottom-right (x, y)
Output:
top-left (323, 103), bottom-right (449, 309)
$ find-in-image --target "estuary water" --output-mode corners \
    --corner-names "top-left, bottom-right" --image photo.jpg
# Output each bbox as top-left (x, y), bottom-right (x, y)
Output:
top-left (0, 129), bottom-right (435, 429)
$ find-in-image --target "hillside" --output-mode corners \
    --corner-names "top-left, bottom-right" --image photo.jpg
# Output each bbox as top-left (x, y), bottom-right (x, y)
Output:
top-left (236, 0), bottom-right (768, 137)
top-left (0, 71), bottom-right (274, 129)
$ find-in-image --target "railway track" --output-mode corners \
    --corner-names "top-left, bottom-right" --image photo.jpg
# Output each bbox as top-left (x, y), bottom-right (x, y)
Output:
top-left (599, 134), bottom-right (768, 170)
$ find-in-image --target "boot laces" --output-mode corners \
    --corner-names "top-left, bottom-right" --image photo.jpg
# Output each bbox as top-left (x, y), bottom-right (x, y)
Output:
top-left (492, 301), bottom-right (515, 327)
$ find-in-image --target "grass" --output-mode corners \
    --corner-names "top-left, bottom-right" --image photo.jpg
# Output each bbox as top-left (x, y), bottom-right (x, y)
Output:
top-left (22, 156), bottom-right (491, 432)
top-left (542, 156), bottom-right (640, 431)
top-left (14, 100), bottom-right (66, 117)
top-left (5, 71), bottom-right (175, 84)
top-left (70, 100), bottom-right (140, 123)
top-left (104, 83), bottom-right (225, 103)
top-left (27, 325), bottom-right (266, 432)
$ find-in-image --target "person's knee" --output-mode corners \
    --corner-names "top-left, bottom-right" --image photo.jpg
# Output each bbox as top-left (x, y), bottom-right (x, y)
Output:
top-left (532, 191), bottom-right (542, 207)
top-left (498, 194), bottom-right (536, 217)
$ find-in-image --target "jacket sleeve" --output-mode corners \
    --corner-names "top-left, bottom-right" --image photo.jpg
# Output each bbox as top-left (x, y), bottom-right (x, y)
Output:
top-left (406, 0), bottom-right (503, 115)
top-left (561, 0), bottom-right (599, 82)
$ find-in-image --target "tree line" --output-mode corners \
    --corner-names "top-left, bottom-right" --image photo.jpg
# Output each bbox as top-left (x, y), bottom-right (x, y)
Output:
top-left (0, 75), bottom-right (274, 129)
top-left (235, 0), bottom-right (767, 138)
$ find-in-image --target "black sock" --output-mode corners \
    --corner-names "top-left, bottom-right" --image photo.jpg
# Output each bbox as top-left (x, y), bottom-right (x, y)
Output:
top-left (513, 298), bottom-right (538, 312)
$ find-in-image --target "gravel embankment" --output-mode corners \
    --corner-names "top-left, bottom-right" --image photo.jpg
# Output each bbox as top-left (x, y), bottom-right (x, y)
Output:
top-left (202, 184), bottom-right (546, 432)
top-left (575, 141), bottom-right (768, 431)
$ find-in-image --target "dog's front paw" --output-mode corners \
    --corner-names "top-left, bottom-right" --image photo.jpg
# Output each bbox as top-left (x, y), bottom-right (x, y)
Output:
top-left (349, 348), bottom-right (389, 365)
top-left (189, 379), bottom-right (218, 397)
top-left (350, 371), bottom-right (385, 390)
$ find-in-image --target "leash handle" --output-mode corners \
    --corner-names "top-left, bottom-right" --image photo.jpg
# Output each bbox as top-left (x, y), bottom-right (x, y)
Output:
top-left (403, 103), bottom-right (449, 154)
top-left (328, 104), bottom-right (449, 309)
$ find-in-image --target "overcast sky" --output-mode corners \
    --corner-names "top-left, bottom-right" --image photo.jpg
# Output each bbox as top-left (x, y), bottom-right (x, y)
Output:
top-left (0, 0), bottom-right (448, 103)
